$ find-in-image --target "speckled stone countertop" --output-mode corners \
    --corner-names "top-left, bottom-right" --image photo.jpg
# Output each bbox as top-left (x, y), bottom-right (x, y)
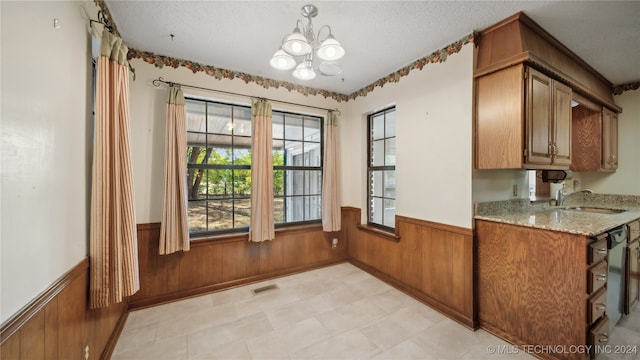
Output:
top-left (474, 194), bottom-right (640, 236)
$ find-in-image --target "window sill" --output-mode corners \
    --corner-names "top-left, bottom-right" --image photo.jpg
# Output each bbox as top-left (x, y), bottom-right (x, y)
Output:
top-left (189, 222), bottom-right (323, 246)
top-left (357, 224), bottom-right (400, 242)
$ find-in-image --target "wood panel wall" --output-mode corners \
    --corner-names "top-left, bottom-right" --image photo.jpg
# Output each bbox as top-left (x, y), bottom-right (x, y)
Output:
top-left (343, 207), bottom-right (475, 328)
top-left (0, 258), bottom-right (128, 360)
top-left (476, 220), bottom-right (587, 360)
top-left (129, 223), bottom-right (348, 308)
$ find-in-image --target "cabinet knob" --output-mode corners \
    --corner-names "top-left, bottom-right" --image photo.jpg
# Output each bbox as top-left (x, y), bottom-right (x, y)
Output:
top-left (596, 274), bottom-right (607, 281)
top-left (595, 303), bottom-right (606, 310)
top-left (599, 335), bottom-right (609, 343)
top-left (596, 248), bottom-right (607, 255)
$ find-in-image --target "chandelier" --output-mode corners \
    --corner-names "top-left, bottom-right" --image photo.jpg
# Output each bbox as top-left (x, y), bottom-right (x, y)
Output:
top-left (270, 4), bottom-right (345, 80)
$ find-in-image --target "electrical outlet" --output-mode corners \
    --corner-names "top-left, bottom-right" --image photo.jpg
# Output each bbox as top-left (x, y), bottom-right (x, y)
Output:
top-left (512, 184), bottom-right (518, 197)
top-left (84, 345), bottom-right (89, 360)
top-left (332, 238), bottom-right (338, 248)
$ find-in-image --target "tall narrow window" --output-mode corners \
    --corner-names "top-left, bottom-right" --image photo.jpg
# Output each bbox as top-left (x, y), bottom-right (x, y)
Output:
top-left (273, 111), bottom-right (323, 225)
top-left (367, 107), bottom-right (396, 229)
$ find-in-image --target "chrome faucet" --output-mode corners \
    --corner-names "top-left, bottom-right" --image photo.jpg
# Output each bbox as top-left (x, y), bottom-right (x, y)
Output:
top-left (556, 188), bottom-right (593, 206)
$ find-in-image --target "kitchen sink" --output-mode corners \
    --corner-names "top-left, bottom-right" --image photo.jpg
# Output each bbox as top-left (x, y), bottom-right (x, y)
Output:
top-left (562, 206), bottom-right (627, 214)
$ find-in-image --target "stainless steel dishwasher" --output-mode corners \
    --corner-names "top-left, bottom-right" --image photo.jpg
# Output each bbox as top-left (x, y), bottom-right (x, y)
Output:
top-left (607, 225), bottom-right (628, 331)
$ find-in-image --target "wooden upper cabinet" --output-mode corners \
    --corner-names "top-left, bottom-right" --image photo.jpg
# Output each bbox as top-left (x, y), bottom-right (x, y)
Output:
top-left (602, 107), bottom-right (618, 171)
top-left (525, 67), bottom-right (572, 167)
top-left (475, 65), bottom-right (572, 169)
top-left (552, 81), bottom-right (572, 166)
top-left (526, 68), bottom-right (553, 165)
top-left (475, 64), bottom-right (524, 169)
top-left (474, 12), bottom-right (622, 171)
top-left (570, 96), bottom-right (602, 172)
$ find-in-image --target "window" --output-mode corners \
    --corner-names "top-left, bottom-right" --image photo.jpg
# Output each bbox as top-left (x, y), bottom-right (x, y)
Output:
top-left (272, 111), bottom-right (323, 225)
top-left (185, 98), bottom-right (323, 235)
top-left (367, 107), bottom-right (396, 229)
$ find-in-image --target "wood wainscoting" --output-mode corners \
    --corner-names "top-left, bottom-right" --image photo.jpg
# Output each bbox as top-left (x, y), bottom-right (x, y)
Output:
top-left (0, 258), bottom-right (128, 360)
top-left (343, 207), bottom-right (476, 329)
top-left (129, 222), bottom-right (348, 309)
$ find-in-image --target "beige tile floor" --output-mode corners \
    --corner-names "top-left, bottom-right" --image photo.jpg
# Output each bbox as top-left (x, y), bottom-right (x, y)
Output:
top-left (112, 263), bottom-right (639, 360)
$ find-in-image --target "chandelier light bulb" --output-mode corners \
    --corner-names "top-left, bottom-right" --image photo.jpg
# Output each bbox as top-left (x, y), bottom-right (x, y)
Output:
top-left (317, 35), bottom-right (345, 61)
top-left (270, 49), bottom-right (296, 70)
top-left (292, 62), bottom-right (316, 80)
top-left (282, 28), bottom-right (312, 56)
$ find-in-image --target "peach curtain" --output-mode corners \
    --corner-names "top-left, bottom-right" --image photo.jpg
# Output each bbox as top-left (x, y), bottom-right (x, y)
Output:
top-left (159, 86), bottom-right (190, 254)
top-left (89, 31), bottom-right (140, 309)
top-left (322, 111), bottom-right (341, 231)
top-left (249, 99), bottom-right (274, 242)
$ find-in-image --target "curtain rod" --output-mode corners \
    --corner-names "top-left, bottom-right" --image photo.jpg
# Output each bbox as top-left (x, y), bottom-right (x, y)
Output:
top-left (152, 77), bottom-right (340, 114)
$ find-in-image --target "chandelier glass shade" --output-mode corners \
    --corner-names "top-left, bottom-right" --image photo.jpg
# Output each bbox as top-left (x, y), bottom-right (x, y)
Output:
top-left (270, 4), bottom-right (345, 80)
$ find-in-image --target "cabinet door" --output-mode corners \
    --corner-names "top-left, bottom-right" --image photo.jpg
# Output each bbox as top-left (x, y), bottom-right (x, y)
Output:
top-left (602, 108), bottom-right (618, 170)
top-left (552, 81), bottom-right (572, 166)
top-left (526, 68), bottom-right (553, 165)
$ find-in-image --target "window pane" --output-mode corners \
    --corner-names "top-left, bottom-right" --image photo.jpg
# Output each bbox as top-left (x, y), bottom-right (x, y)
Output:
top-left (187, 146), bottom-right (206, 165)
top-left (233, 106), bottom-right (252, 136)
top-left (207, 103), bottom-right (232, 135)
top-left (234, 198), bottom-right (251, 227)
top-left (285, 141), bottom-right (304, 165)
top-left (383, 199), bottom-right (396, 228)
top-left (188, 201), bottom-right (207, 232)
top-left (187, 132), bottom-right (206, 148)
top-left (273, 170), bottom-right (284, 196)
top-left (286, 170), bottom-right (304, 196)
top-left (372, 140), bottom-right (384, 166)
top-left (304, 142), bottom-right (321, 166)
top-left (274, 197), bottom-right (285, 223)
top-left (305, 170), bottom-right (322, 195)
top-left (385, 110), bottom-right (396, 137)
top-left (384, 170), bottom-right (396, 199)
top-left (371, 170), bottom-right (383, 197)
top-left (233, 169), bottom-right (251, 196)
top-left (305, 195), bottom-right (321, 220)
top-left (234, 135), bottom-right (252, 149)
top-left (372, 114), bottom-right (384, 140)
top-left (385, 137), bottom-right (396, 165)
top-left (286, 197), bottom-right (304, 222)
top-left (370, 197), bottom-right (383, 224)
top-left (208, 147), bottom-right (231, 165)
top-left (233, 148), bottom-right (251, 165)
top-left (305, 117), bottom-right (321, 142)
top-left (207, 169), bottom-right (232, 197)
top-left (207, 200), bottom-right (232, 230)
top-left (272, 113), bottom-right (284, 139)
top-left (186, 101), bottom-right (206, 133)
top-left (284, 114), bottom-right (303, 140)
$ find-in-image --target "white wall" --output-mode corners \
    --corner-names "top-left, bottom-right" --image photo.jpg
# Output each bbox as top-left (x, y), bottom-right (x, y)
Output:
top-left (342, 44), bottom-right (475, 229)
top-left (128, 59), bottom-right (345, 223)
top-left (1, 1), bottom-right (94, 323)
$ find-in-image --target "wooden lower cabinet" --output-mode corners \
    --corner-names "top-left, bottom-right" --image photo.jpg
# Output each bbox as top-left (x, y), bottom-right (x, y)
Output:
top-left (476, 220), bottom-right (606, 360)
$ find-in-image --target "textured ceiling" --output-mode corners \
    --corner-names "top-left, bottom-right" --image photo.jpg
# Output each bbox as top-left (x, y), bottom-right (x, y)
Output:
top-left (105, 1), bottom-right (640, 95)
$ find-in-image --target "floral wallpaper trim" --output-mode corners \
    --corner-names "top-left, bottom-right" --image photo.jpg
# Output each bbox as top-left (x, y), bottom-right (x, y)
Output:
top-left (347, 33), bottom-right (475, 100)
top-left (126, 48), bottom-right (351, 102)
top-left (126, 34), bottom-right (475, 102)
top-left (612, 81), bottom-right (640, 95)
